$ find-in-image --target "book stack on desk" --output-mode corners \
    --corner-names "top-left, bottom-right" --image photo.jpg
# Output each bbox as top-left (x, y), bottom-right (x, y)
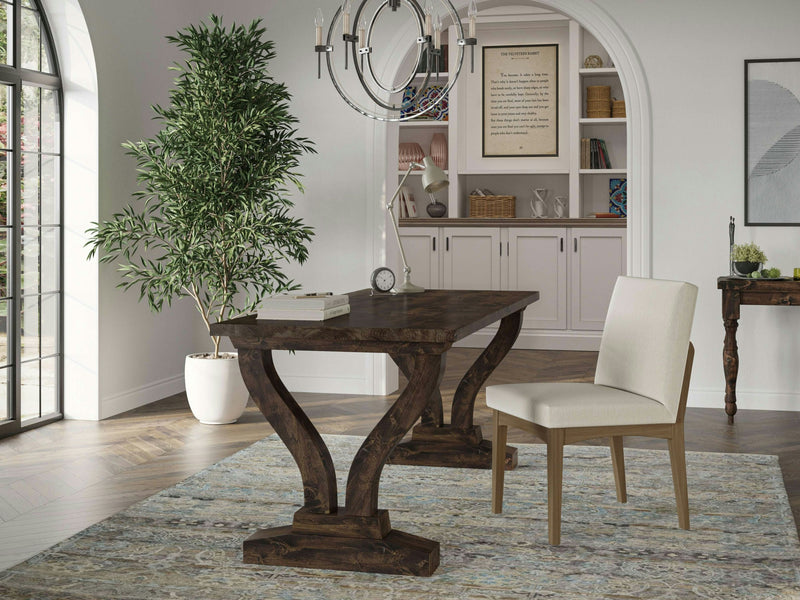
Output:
top-left (256, 293), bottom-right (350, 321)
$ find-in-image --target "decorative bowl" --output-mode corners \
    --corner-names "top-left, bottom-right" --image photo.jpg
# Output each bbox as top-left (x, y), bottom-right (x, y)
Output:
top-left (426, 201), bottom-right (447, 218)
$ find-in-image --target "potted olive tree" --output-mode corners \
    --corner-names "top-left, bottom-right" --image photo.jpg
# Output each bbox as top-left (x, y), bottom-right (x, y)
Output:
top-left (87, 15), bottom-right (314, 424)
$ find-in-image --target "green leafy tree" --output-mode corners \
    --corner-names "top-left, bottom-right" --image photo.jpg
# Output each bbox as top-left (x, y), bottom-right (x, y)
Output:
top-left (87, 15), bottom-right (315, 357)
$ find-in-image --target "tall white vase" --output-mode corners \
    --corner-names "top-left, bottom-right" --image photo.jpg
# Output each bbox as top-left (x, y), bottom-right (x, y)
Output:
top-left (184, 353), bottom-right (249, 424)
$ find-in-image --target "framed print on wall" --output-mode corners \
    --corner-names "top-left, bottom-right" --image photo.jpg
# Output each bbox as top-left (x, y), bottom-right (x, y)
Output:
top-left (745, 58), bottom-right (800, 225)
top-left (482, 44), bottom-right (558, 157)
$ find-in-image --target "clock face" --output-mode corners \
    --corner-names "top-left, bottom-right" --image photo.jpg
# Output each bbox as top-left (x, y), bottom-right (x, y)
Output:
top-left (371, 267), bottom-right (395, 293)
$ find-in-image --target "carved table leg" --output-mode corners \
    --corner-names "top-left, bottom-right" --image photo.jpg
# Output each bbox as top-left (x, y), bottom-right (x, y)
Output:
top-left (389, 310), bottom-right (523, 470)
top-left (723, 318), bottom-right (739, 424)
top-left (722, 290), bottom-right (740, 424)
top-left (237, 348), bottom-right (442, 576)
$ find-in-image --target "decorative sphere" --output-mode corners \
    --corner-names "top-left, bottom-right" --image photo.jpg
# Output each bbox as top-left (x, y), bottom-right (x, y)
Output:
top-left (426, 201), bottom-right (447, 218)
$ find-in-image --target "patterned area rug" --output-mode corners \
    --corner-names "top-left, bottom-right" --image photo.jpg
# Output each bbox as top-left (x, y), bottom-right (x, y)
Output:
top-left (1, 434), bottom-right (798, 599)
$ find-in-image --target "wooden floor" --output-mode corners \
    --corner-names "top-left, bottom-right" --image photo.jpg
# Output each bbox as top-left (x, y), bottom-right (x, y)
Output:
top-left (0, 347), bottom-right (798, 571)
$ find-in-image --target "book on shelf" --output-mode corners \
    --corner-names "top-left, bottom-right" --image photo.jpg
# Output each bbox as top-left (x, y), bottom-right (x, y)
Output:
top-left (260, 293), bottom-right (349, 310)
top-left (257, 303), bottom-right (351, 321)
top-left (584, 138), bottom-right (612, 169)
top-left (399, 186), bottom-right (417, 218)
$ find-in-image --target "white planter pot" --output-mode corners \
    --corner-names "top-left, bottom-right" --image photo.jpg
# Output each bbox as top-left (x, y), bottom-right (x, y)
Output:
top-left (184, 352), bottom-right (249, 424)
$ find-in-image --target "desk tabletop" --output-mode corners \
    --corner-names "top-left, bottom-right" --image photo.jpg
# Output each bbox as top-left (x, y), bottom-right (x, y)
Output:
top-left (211, 289), bottom-right (539, 353)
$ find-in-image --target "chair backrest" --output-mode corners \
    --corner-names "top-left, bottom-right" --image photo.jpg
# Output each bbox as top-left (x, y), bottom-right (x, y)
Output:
top-left (594, 276), bottom-right (698, 420)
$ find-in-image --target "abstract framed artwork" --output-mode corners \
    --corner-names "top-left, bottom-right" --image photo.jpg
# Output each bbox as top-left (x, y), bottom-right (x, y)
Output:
top-left (745, 58), bottom-right (800, 225)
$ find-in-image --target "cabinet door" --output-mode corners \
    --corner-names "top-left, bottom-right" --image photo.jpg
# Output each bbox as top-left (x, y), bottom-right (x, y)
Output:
top-left (442, 227), bottom-right (501, 290)
top-left (398, 227), bottom-right (440, 290)
top-left (569, 228), bottom-right (627, 330)
top-left (507, 228), bottom-right (567, 330)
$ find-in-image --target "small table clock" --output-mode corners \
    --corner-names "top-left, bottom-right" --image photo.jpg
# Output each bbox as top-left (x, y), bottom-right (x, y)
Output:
top-left (370, 267), bottom-right (395, 294)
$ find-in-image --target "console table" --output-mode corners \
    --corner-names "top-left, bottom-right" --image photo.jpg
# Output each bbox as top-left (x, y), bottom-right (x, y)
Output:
top-left (211, 288), bottom-right (539, 576)
top-left (717, 276), bottom-right (800, 423)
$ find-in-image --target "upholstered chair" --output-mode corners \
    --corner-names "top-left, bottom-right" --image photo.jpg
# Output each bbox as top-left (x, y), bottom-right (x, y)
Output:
top-left (487, 276), bottom-right (698, 545)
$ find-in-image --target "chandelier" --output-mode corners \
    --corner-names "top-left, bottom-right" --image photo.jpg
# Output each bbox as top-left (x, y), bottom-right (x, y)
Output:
top-left (314, 0), bottom-right (478, 121)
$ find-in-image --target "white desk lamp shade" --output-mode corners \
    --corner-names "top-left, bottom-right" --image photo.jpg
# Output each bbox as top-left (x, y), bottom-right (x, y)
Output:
top-left (420, 156), bottom-right (448, 193)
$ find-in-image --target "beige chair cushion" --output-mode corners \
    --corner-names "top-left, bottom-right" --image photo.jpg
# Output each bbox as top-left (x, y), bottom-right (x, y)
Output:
top-left (486, 382), bottom-right (674, 429)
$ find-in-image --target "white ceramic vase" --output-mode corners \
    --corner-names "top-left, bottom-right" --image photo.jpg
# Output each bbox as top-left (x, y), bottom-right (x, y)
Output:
top-left (184, 352), bottom-right (249, 424)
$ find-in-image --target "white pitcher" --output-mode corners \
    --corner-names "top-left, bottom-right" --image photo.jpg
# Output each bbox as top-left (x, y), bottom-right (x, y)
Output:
top-left (554, 195), bottom-right (567, 218)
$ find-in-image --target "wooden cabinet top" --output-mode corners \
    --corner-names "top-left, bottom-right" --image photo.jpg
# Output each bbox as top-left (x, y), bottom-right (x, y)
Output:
top-left (399, 218), bottom-right (627, 228)
top-left (211, 289), bottom-right (539, 353)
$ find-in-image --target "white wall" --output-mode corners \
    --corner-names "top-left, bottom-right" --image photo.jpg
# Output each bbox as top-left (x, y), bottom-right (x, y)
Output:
top-left (61, 0), bottom-right (800, 417)
top-left (596, 0), bottom-right (800, 412)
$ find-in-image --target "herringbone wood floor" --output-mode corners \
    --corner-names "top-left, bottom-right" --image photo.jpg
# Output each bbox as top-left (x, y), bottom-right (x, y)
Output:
top-left (0, 348), bottom-right (798, 571)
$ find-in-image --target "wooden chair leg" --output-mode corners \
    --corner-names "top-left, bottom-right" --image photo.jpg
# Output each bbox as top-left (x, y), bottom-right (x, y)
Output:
top-left (547, 428), bottom-right (565, 545)
top-left (610, 435), bottom-right (627, 503)
top-left (668, 424), bottom-right (690, 530)
top-left (491, 410), bottom-right (507, 514)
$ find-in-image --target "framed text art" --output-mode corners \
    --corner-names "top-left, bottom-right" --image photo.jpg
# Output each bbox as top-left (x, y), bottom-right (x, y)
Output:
top-left (745, 58), bottom-right (800, 225)
top-left (482, 44), bottom-right (558, 158)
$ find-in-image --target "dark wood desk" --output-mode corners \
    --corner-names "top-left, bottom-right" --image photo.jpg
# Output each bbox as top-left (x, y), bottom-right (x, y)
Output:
top-left (718, 276), bottom-right (800, 423)
top-left (211, 289), bottom-right (539, 576)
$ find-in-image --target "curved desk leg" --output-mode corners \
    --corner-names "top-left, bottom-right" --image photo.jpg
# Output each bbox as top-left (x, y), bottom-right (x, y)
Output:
top-left (389, 310), bottom-right (523, 470)
top-left (389, 353), bottom-right (444, 427)
top-left (238, 348), bottom-right (441, 577)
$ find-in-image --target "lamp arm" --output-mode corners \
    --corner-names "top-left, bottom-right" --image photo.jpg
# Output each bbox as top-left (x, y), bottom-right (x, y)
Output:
top-left (386, 162), bottom-right (421, 276)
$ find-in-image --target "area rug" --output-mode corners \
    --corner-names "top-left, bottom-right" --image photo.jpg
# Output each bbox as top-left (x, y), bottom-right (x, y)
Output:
top-left (1, 435), bottom-right (798, 600)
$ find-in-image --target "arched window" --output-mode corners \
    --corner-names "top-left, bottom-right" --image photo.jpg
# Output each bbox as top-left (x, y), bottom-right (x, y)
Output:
top-left (0, 0), bottom-right (62, 436)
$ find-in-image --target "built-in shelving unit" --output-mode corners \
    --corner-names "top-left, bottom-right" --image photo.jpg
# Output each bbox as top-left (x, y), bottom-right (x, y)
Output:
top-left (388, 8), bottom-right (628, 221)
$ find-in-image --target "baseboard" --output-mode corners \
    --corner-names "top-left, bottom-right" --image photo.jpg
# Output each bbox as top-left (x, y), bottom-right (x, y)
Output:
top-left (688, 388), bottom-right (800, 412)
top-left (456, 328), bottom-right (603, 351)
top-left (99, 374), bottom-right (185, 420)
top-left (281, 374), bottom-right (373, 395)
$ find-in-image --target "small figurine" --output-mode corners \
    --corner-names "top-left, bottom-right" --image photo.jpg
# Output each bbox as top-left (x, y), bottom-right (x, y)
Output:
top-left (729, 216), bottom-right (735, 276)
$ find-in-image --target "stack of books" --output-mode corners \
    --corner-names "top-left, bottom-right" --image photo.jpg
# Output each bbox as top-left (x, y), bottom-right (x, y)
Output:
top-left (580, 138), bottom-right (612, 169)
top-left (257, 293), bottom-right (350, 321)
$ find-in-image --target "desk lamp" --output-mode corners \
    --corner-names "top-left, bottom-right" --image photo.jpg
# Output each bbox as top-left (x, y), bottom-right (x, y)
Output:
top-left (388, 156), bottom-right (448, 293)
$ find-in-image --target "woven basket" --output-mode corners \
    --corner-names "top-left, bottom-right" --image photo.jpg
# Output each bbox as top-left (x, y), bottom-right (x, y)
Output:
top-left (586, 85), bottom-right (611, 99)
top-left (469, 195), bottom-right (515, 218)
top-left (612, 100), bottom-right (626, 118)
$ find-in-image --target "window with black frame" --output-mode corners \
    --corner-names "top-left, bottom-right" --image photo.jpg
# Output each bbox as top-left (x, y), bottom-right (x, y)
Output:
top-left (0, 0), bottom-right (62, 437)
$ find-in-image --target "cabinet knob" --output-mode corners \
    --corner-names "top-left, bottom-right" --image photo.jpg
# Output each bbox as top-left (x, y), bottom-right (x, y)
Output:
top-left (560, 237), bottom-right (564, 252)
top-left (574, 238), bottom-right (578, 252)
top-left (433, 237), bottom-right (436, 251)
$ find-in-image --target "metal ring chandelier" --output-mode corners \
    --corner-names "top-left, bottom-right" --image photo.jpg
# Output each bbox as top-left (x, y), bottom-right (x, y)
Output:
top-left (315, 0), bottom-right (478, 122)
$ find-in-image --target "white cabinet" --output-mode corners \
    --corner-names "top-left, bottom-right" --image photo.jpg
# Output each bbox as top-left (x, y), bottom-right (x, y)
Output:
top-left (442, 227), bottom-right (501, 290)
top-left (507, 228), bottom-right (567, 330)
top-left (399, 225), bottom-right (626, 348)
top-left (398, 227), bottom-right (439, 290)
top-left (569, 228), bottom-right (627, 330)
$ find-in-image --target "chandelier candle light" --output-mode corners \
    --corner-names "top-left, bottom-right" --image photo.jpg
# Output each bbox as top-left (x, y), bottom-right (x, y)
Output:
top-left (314, 0), bottom-right (478, 121)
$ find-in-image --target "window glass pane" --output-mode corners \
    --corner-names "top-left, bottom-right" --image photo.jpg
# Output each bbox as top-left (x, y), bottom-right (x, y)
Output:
top-left (0, 151), bottom-right (8, 227)
top-left (21, 86), bottom-right (40, 152)
top-left (41, 226), bottom-right (56, 292)
top-left (22, 0), bottom-right (34, 8)
top-left (21, 152), bottom-right (39, 225)
top-left (20, 359), bottom-right (39, 421)
top-left (41, 292), bottom-right (55, 357)
top-left (21, 8), bottom-right (40, 71)
top-left (0, 300), bottom-right (7, 365)
top-left (21, 294), bottom-right (38, 361)
top-left (41, 88), bottom-right (58, 153)
top-left (21, 225), bottom-right (39, 296)
top-left (0, 84), bottom-right (9, 149)
top-left (0, 367), bottom-right (8, 421)
top-left (0, 230), bottom-right (7, 298)
top-left (0, 3), bottom-right (11, 66)
top-left (40, 357), bottom-right (55, 414)
top-left (40, 153), bottom-right (58, 224)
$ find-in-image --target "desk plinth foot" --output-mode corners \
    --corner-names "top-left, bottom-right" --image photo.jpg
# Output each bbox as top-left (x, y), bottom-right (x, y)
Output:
top-left (388, 425), bottom-right (518, 470)
top-left (243, 526), bottom-right (440, 576)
